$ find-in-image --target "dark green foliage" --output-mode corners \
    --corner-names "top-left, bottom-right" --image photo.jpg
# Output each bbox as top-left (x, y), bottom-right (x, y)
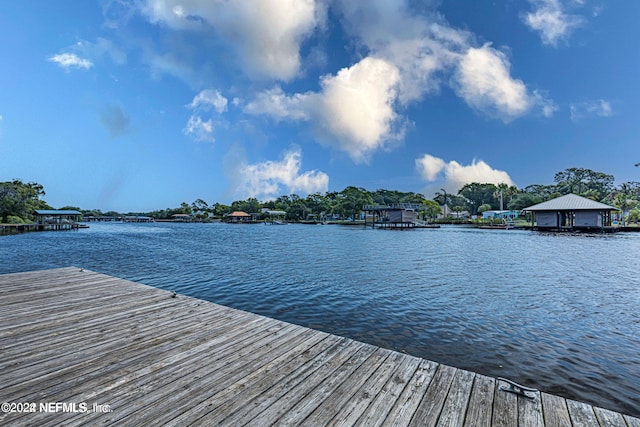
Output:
top-left (8, 165), bottom-right (638, 224)
top-left (458, 183), bottom-right (499, 214)
top-left (0, 180), bottom-right (50, 223)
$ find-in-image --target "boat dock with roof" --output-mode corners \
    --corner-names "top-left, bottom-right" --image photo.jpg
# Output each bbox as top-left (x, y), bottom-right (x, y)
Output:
top-left (362, 204), bottom-right (440, 229)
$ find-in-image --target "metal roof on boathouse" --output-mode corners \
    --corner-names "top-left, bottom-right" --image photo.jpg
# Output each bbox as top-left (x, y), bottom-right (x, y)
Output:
top-left (523, 193), bottom-right (616, 212)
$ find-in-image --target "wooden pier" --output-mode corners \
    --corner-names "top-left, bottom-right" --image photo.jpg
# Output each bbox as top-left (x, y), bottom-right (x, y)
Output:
top-left (0, 222), bottom-right (80, 235)
top-left (1, 268), bottom-right (638, 426)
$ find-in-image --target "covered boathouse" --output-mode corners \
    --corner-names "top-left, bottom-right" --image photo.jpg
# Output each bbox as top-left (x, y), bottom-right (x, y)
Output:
top-left (523, 193), bottom-right (617, 232)
top-left (362, 203), bottom-right (437, 229)
top-left (34, 209), bottom-right (83, 231)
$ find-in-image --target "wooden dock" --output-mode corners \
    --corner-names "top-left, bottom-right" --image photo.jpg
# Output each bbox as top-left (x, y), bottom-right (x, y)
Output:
top-left (1, 268), bottom-right (638, 426)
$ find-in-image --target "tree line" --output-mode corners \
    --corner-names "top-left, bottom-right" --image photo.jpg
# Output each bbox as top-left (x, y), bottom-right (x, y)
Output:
top-left (2, 166), bottom-right (640, 224)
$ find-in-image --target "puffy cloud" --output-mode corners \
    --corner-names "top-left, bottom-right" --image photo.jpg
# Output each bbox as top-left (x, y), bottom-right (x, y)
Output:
top-left (338, 1), bottom-right (558, 122)
top-left (570, 99), bottom-right (614, 122)
top-left (316, 57), bottom-right (402, 162)
top-left (416, 154), bottom-right (514, 194)
top-left (245, 57), bottom-right (403, 163)
top-left (244, 86), bottom-right (313, 121)
top-left (139, 0), bottom-right (324, 81)
top-left (184, 89), bottom-right (228, 142)
top-left (183, 116), bottom-right (214, 142)
top-left (335, 1), bottom-right (462, 105)
top-left (415, 154), bottom-right (446, 181)
top-left (48, 53), bottom-right (93, 71)
top-left (188, 89), bottom-right (228, 113)
top-left (99, 105), bottom-right (131, 137)
top-left (137, 0), bottom-right (554, 158)
top-left (235, 147), bottom-right (329, 199)
top-left (523, 0), bottom-right (584, 46)
top-left (451, 44), bottom-right (554, 121)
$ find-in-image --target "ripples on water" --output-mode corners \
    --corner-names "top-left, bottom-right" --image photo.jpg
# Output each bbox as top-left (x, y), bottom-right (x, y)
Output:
top-left (1, 223), bottom-right (639, 416)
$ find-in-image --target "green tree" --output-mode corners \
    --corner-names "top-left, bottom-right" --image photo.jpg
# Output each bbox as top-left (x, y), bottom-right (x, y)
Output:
top-left (458, 183), bottom-right (498, 215)
top-left (336, 186), bottom-right (373, 220)
top-left (179, 202), bottom-right (192, 215)
top-left (554, 167), bottom-right (614, 201)
top-left (0, 180), bottom-right (49, 223)
top-left (212, 203), bottom-right (231, 218)
top-left (421, 200), bottom-right (441, 221)
top-left (507, 193), bottom-right (542, 210)
top-left (478, 204), bottom-right (493, 214)
top-left (191, 199), bottom-right (209, 218)
top-left (522, 184), bottom-right (557, 201)
top-left (305, 193), bottom-right (330, 219)
top-left (447, 195), bottom-right (467, 216)
top-left (287, 194), bottom-right (310, 220)
top-left (230, 197), bottom-right (261, 214)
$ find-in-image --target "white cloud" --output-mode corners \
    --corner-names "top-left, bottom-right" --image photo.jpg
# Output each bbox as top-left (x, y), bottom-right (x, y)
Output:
top-left (49, 38), bottom-right (125, 74)
top-left (316, 57), bottom-right (402, 162)
top-left (188, 89), bottom-right (228, 113)
top-left (183, 116), bottom-right (214, 142)
top-left (244, 86), bottom-right (313, 121)
top-left (336, 1), bottom-right (554, 122)
top-left (416, 154), bottom-right (514, 194)
top-left (451, 44), bottom-right (554, 121)
top-left (48, 53), bottom-right (94, 71)
top-left (184, 89), bottom-right (228, 142)
top-left (570, 99), bottom-right (614, 122)
top-left (523, 0), bottom-right (584, 46)
top-left (137, 0), bottom-right (554, 158)
top-left (335, 1), bottom-right (462, 105)
top-left (415, 154), bottom-right (446, 181)
top-left (245, 57), bottom-right (403, 163)
top-left (139, 0), bottom-right (324, 81)
top-left (235, 147), bottom-right (329, 199)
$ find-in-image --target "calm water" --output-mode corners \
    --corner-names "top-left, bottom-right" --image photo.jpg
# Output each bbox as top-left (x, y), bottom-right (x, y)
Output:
top-left (1, 223), bottom-right (639, 416)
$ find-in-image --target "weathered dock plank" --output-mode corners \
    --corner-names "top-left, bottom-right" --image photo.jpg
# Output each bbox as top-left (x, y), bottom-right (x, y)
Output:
top-left (519, 390), bottom-right (544, 427)
top-left (436, 368), bottom-right (475, 426)
top-left (0, 268), bottom-right (637, 426)
top-left (464, 374), bottom-right (495, 427)
top-left (566, 399), bottom-right (600, 426)
top-left (408, 363), bottom-right (457, 426)
top-left (381, 359), bottom-right (439, 426)
top-left (330, 350), bottom-right (409, 426)
top-left (593, 407), bottom-right (628, 427)
top-left (626, 415), bottom-right (640, 427)
top-left (541, 393), bottom-right (572, 427)
top-left (492, 380), bottom-right (518, 427)
top-left (353, 355), bottom-right (423, 427)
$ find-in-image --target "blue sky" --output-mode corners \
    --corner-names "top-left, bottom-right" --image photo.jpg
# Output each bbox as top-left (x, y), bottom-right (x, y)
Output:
top-left (1, 0), bottom-right (638, 212)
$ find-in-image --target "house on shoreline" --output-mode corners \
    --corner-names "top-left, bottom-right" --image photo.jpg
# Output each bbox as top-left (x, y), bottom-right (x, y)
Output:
top-left (523, 193), bottom-right (617, 232)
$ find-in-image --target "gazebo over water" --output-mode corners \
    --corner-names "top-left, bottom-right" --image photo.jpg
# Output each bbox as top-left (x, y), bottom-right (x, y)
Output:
top-left (523, 193), bottom-right (617, 232)
top-left (225, 211), bottom-right (252, 223)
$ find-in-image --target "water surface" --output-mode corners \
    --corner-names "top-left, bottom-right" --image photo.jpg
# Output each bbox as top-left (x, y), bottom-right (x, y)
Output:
top-left (1, 222), bottom-right (639, 416)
